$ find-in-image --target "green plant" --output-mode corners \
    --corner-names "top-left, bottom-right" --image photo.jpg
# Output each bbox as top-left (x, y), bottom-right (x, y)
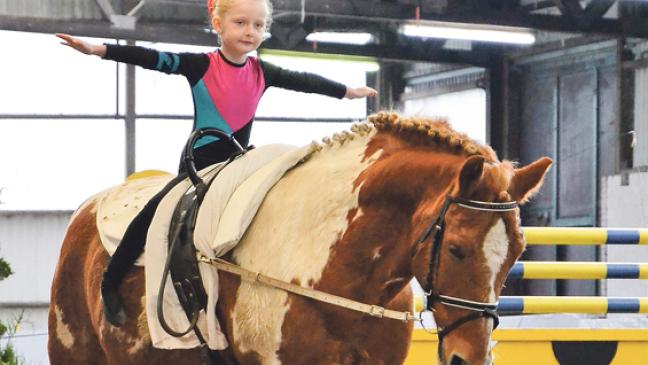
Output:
top-left (0, 258), bottom-right (12, 281)
top-left (0, 258), bottom-right (23, 365)
top-left (0, 318), bottom-right (22, 365)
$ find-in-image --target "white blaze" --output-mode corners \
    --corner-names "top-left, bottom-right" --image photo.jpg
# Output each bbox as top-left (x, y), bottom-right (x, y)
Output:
top-left (482, 219), bottom-right (509, 302)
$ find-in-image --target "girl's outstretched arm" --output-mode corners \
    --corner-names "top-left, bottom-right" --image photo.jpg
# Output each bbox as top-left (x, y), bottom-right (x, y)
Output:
top-left (344, 86), bottom-right (378, 99)
top-left (55, 33), bottom-right (106, 57)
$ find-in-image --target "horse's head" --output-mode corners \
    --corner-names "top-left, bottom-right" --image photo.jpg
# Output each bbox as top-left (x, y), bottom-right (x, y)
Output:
top-left (410, 154), bottom-right (552, 365)
top-left (363, 111), bottom-right (551, 365)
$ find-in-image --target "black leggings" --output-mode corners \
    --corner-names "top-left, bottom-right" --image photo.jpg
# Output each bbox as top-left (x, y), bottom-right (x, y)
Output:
top-left (103, 140), bottom-right (238, 284)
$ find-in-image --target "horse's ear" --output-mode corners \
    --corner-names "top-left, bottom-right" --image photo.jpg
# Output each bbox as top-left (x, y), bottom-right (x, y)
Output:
top-left (457, 155), bottom-right (485, 196)
top-left (509, 157), bottom-right (553, 204)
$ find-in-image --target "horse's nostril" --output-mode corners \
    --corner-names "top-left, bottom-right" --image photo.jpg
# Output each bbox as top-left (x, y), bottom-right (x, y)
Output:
top-left (449, 354), bottom-right (468, 365)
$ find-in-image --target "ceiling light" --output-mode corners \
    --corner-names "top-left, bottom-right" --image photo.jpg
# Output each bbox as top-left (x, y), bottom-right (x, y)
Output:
top-left (306, 32), bottom-right (375, 45)
top-left (401, 22), bottom-right (535, 45)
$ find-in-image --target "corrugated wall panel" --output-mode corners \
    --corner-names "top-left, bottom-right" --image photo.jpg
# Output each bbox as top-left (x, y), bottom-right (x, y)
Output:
top-left (0, 0), bottom-right (205, 22)
top-left (0, 0), bottom-right (103, 19)
top-left (0, 211), bottom-right (72, 304)
top-left (602, 171), bottom-right (648, 297)
top-left (633, 42), bottom-right (648, 167)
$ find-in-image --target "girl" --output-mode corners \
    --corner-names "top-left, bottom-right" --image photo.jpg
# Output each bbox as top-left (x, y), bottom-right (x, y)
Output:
top-left (56, 0), bottom-right (377, 326)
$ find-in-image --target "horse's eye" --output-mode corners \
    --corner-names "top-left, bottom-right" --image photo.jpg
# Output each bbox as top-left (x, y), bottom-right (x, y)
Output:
top-left (448, 245), bottom-right (465, 260)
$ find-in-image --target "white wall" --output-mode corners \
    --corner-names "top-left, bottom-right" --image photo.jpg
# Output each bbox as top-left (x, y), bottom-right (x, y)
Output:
top-left (0, 211), bottom-right (71, 365)
top-left (601, 171), bottom-right (648, 297)
top-left (0, 306), bottom-right (49, 365)
top-left (632, 41), bottom-right (648, 167)
top-left (402, 88), bottom-right (487, 143)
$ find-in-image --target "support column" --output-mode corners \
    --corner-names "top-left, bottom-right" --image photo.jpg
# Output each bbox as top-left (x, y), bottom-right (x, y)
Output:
top-left (125, 40), bottom-right (136, 177)
top-left (488, 55), bottom-right (510, 158)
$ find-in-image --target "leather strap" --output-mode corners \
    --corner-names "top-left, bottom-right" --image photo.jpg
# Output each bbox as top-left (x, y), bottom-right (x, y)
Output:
top-left (197, 255), bottom-right (416, 322)
top-left (451, 197), bottom-right (518, 211)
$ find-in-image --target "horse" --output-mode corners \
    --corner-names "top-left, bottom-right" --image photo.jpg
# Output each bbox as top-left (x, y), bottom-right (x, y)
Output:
top-left (48, 111), bottom-right (551, 365)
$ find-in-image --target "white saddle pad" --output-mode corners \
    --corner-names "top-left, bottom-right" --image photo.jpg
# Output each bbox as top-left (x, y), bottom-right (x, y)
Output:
top-left (95, 143), bottom-right (314, 350)
top-left (146, 143), bottom-right (314, 350)
top-left (96, 172), bottom-right (174, 265)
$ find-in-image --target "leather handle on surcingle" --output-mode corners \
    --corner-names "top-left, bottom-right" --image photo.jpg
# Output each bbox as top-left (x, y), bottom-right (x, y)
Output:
top-left (182, 128), bottom-right (245, 200)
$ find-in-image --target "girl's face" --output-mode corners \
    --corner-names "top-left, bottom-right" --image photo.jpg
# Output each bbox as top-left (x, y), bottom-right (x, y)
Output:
top-left (213, 0), bottom-right (268, 63)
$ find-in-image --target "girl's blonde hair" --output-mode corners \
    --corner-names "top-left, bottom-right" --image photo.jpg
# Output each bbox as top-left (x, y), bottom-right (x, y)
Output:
top-left (208, 0), bottom-right (274, 29)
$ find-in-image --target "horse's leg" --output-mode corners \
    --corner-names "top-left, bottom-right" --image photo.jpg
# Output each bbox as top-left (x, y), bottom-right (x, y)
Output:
top-left (48, 202), bottom-right (108, 365)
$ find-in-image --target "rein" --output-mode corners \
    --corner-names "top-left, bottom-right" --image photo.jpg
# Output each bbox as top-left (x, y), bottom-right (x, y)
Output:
top-left (197, 255), bottom-right (417, 322)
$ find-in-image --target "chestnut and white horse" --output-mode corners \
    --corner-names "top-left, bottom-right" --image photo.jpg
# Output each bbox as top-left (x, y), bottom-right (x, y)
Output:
top-left (48, 111), bottom-right (551, 365)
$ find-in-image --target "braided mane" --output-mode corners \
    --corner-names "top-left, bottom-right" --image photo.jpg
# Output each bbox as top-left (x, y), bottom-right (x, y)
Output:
top-left (367, 111), bottom-right (498, 162)
top-left (306, 111), bottom-right (510, 195)
top-left (308, 111), bottom-right (498, 163)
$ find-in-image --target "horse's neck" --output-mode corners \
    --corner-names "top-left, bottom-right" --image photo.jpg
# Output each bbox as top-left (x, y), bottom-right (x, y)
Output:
top-left (232, 133), bottom-right (378, 290)
top-left (231, 134), bottom-right (464, 304)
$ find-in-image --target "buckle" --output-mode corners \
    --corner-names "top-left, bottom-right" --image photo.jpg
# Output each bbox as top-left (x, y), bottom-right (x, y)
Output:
top-left (368, 305), bottom-right (385, 318)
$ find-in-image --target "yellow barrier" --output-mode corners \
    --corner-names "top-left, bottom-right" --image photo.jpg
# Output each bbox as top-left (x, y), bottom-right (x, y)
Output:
top-left (406, 329), bottom-right (648, 365)
top-left (126, 169), bottom-right (172, 181)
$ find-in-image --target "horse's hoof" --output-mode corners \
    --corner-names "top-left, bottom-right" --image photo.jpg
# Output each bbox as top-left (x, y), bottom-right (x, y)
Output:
top-left (101, 285), bottom-right (127, 327)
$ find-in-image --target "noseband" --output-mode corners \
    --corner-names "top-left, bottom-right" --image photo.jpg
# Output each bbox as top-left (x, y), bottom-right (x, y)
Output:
top-left (416, 195), bottom-right (518, 359)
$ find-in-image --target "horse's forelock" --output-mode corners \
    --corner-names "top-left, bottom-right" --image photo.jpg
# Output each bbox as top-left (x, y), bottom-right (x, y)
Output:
top-left (482, 161), bottom-right (516, 198)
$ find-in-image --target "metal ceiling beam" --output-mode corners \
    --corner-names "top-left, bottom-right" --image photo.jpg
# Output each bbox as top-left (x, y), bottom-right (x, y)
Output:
top-left (552, 0), bottom-right (584, 17)
top-left (4, 1), bottom-right (646, 40)
top-left (95, 0), bottom-right (147, 29)
top-left (584, 0), bottom-right (616, 20)
top-left (127, 0), bottom-right (149, 18)
top-left (520, 0), bottom-right (557, 12)
top-left (273, 0), bottom-right (416, 22)
top-left (0, 16), bottom-right (213, 45)
top-left (553, 0), bottom-right (617, 28)
top-left (421, 9), bottom-right (648, 38)
top-left (272, 0), bottom-right (648, 38)
top-left (95, 0), bottom-right (116, 18)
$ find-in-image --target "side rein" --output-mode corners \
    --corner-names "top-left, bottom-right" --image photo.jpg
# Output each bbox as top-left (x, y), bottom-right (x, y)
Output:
top-left (415, 195), bottom-right (518, 361)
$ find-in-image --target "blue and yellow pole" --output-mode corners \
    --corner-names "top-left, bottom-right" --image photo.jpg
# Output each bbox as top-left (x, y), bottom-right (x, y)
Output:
top-left (414, 296), bottom-right (648, 314)
top-left (497, 296), bottom-right (648, 314)
top-left (508, 261), bottom-right (648, 279)
top-left (522, 227), bottom-right (648, 245)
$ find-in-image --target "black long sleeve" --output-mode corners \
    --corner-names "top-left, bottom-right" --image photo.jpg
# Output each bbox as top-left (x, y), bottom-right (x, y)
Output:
top-left (103, 44), bottom-right (209, 86)
top-left (260, 59), bottom-right (347, 99)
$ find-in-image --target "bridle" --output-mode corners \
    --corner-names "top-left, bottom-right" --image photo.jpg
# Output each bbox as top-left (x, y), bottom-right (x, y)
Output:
top-left (415, 194), bottom-right (518, 361)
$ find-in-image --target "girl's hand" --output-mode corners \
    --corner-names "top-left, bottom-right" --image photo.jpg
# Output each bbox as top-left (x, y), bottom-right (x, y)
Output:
top-left (344, 86), bottom-right (378, 99)
top-left (55, 33), bottom-right (106, 57)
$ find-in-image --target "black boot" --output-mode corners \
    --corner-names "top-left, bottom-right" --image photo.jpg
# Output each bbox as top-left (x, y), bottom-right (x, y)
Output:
top-left (101, 274), bottom-right (127, 326)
